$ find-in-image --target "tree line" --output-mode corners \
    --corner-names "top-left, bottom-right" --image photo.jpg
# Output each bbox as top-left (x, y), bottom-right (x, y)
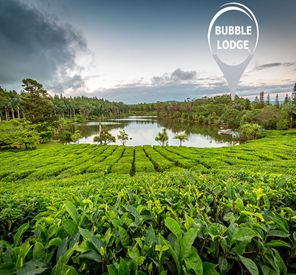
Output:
top-left (1, 78), bottom-right (296, 149)
top-left (132, 86), bottom-right (296, 130)
top-left (0, 79), bottom-right (128, 123)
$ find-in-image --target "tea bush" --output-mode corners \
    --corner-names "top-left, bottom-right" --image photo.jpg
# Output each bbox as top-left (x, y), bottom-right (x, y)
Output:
top-left (0, 131), bottom-right (296, 274)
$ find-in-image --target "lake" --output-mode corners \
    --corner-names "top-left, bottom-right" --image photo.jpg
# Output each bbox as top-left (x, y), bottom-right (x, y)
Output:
top-left (72, 116), bottom-right (237, 147)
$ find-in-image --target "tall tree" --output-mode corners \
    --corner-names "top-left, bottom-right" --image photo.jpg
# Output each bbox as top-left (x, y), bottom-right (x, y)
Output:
top-left (293, 82), bottom-right (296, 106)
top-left (282, 101), bottom-right (296, 129)
top-left (266, 93), bottom-right (270, 105)
top-left (21, 79), bottom-right (55, 123)
top-left (275, 94), bottom-right (280, 108)
top-left (284, 94), bottom-right (289, 105)
top-left (259, 91), bottom-right (265, 108)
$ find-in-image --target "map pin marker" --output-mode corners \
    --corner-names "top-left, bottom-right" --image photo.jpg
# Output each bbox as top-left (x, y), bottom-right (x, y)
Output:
top-left (208, 2), bottom-right (259, 100)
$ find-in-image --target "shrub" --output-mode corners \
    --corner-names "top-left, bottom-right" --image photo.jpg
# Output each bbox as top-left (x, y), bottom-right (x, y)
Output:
top-left (240, 123), bottom-right (265, 140)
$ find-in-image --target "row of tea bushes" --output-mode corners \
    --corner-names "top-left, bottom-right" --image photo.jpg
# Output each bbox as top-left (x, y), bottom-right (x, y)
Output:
top-left (0, 170), bottom-right (295, 274)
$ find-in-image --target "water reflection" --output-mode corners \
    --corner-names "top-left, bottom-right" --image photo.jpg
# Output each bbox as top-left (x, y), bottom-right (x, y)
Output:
top-left (72, 116), bottom-right (237, 147)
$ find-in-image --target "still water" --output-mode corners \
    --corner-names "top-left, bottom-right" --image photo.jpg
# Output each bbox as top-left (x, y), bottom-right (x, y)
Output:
top-left (73, 116), bottom-right (236, 148)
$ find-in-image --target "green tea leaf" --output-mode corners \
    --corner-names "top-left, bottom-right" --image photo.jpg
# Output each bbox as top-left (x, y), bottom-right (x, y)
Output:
top-left (0, 263), bottom-right (16, 275)
top-left (184, 247), bottom-right (203, 275)
top-left (203, 262), bottom-right (219, 275)
top-left (232, 227), bottom-right (260, 243)
top-left (77, 251), bottom-right (101, 263)
top-left (181, 228), bottom-right (198, 260)
top-left (64, 201), bottom-right (79, 224)
top-left (33, 242), bottom-right (45, 260)
top-left (56, 237), bottom-right (68, 262)
top-left (266, 230), bottom-right (289, 238)
top-left (118, 258), bottom-right (129, 275)
top-left (63, 220), bottom-right (78, 236)
top-left (239, 255), bottom-right (259, 275)
top-left (265, 240), bottom-right (291, 248)
top-left (118, 226), bottom-right (130, 248)
top-left (63, 265), bottom-right (78, 275)
top-left (52, 243), bottom-right (78, 275)
top-left (47, 237), bottom-right (62, 248)
top-left (16, 260), bottom-right (48, 275)
top-left (13, 223), bottom-right (29, 246)
top-left (79, 227), bottom-right (103, 252)
top-left (165, 217), bottom-right (182, 239)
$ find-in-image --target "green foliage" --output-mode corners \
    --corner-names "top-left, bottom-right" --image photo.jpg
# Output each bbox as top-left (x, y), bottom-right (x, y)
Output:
top-left (0, 80), bottom-right (127, 122)
top-left (21, 79), bottom-right (56, 124)
top-left (240, 123), bottom-right (265, 140)
top-left (0, 169), bottom-right (295, 274)
top-left (174, 132), bottom-right (188, 146)
top-left (0, 119), bottom-right (40, 149)
top-left (155, 128), bottom-right (168, 146)
top-left (59, 131), bottom-right (73, 144)
top-left (71, 130), bottom-right (82, 144)
top-left (0, 132), bottom-right (296, 273)
top-left (117, 130), bottom-right (131, 146)
top-left (93, 128), bottom-right (116, 145)
top-left (254, 106), bottom-right (281, 129)
top-left (276, 118), bottom-right (289, 130)
top-left (220, 107), bottom-right (242, 128)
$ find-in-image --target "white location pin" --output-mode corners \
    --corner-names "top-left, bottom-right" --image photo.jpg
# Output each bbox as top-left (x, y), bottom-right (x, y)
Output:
top-left (208, 2), bottom-right (259, 99)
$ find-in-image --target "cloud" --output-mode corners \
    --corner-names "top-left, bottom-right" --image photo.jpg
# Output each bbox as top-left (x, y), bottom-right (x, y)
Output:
top-left (70, 80), bottom-right (293, 104)
top-left (152, 68), bottom-right (197, 84)
top-left (49, 74), bottom-right (85, 93)
top-left (255, 62), bottom-right (296, 71)
top-left (171, 68), bottom-right (197, 81)
top-left (0, 0), bottom-right (87, 85)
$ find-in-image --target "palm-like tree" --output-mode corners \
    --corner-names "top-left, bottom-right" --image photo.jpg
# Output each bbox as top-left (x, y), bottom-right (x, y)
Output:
top-left (174, 132), bottom-right (189, 146)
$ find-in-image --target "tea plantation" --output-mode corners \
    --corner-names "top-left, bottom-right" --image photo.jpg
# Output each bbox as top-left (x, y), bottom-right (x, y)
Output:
top-left (0, 131), bottom-right (295, 274)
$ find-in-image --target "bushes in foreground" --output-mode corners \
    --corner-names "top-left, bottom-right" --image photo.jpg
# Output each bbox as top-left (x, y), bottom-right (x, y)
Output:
top-left (0, 170), bottom-right (295, 274)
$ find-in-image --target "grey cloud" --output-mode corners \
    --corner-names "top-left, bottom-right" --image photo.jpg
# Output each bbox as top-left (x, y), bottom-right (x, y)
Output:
top-left (49, 74), bottom-right (85, 92)
top-left (76, 83), bottom-right (226, 104)
top-left (152, 68), bottom-right (197, 84)
top-left (171, 68), bottom-right (197, 81)
top-left (72, 82), bottom-right (293, 104)
top-left (0, 0), bottom-right (87, 84)
top-left (255, 62), bottom-right (296, 71)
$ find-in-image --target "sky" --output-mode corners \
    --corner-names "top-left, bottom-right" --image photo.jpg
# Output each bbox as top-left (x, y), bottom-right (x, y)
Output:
top-left (0, 0), bottom-right (295, 103)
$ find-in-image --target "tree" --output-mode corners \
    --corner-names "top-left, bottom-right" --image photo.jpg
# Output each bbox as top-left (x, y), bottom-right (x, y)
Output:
top-left (21, 79), bottom-right (55, 123)
top-left (293, 82), bottom-right (296, 108)
top-left (59, 131), bottom-right (73, 144)
top-left (259, 92), bottom-right (265, 108)
top-left (282, 101), bottom-right (296, 129)
top-left (71, 130), bottom-right (81, 144)
top-left (284, 94), bottom-right (289, 105)
top-left (155, 128), bottom-right (168, 146)
top-left (255, 106), bottom-right (280, 129)
top-left (0, 119), bottom-right (40, 150)
top-left (275, 94), bottom-right (280, 108)
top-left (94, 128), bottom-right (115, 145)
top-left (240, 123), bottom-right (265, 140)
top-left (93, 135), bottom-right (100, 145)
top-left (220, 107), bottom-right (242, 128)
top-left (117, 130), bottom-right (131, 146)
top-left (253, 96), bottom-right (260, 108)
top-left (266, 93), bottom-right (270, 105)
top-left (174, 132), bottom-right (188, 146)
